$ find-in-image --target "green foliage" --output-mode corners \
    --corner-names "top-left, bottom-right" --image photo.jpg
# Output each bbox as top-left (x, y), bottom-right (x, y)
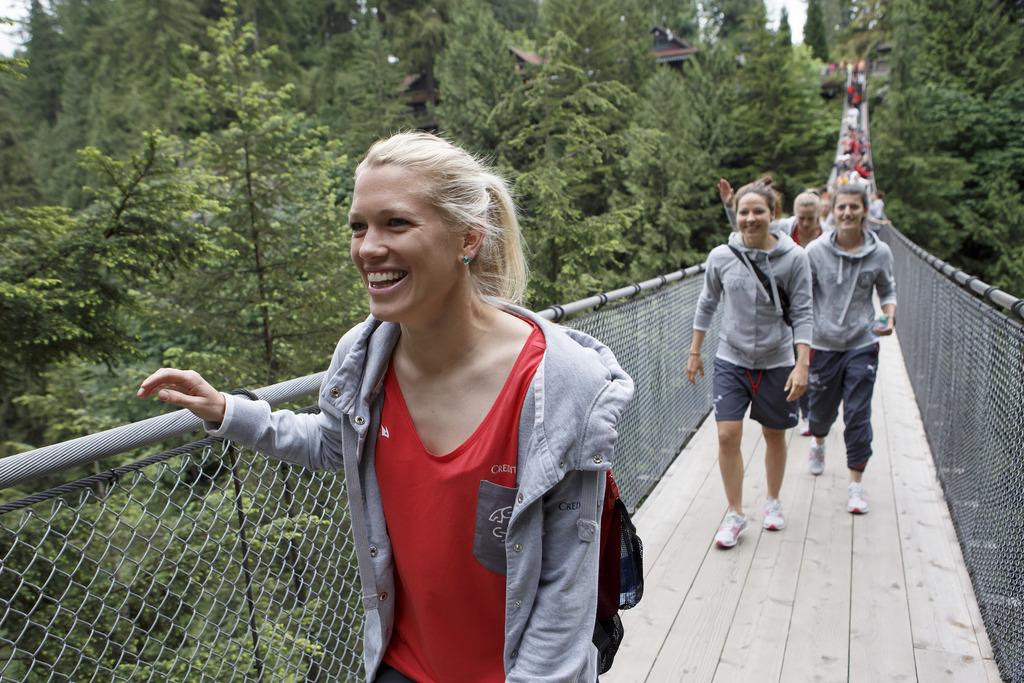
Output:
top-left (0, 132), bottom-right (218, 455)
top-left (489, 0), bottom-right (540, 34)
top-left (538, 0), bottom-right (652, 89)
top-left (805, 0), bottom-right (829, 61)
top-left (0, 450), bottom-right (362, 679)
top-left (872, 0), bottom-right (1024, 294)
top-left (0, 80), bottom-right (41, 210)
top-left (614, 54), bottom-right (736, 279)
top-left (20, 1), bottom-right (64, 126)
top-left (0, 133), bottom-right (216, 380)
top-left (307, 13), bottom-right (412, 160)
top-left (702, 0), bottom-right (761, 44)
top-left (727, 7), bottom-right (836, 199)
top-left (434, 0), bottom-right (520, 153)
top-left (164, 2), bottom-right (365, 389)
top-left (777, 7), bottom-right (792, 47)
top-left (0, 18), bottom-right (28, 78)
top-left (493, 32), bottom-right (642, 305)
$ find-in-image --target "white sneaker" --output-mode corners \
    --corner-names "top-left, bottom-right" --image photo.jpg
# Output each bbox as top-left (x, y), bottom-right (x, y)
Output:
top-left (714, 511), bottom-right (748, 549)
top-left (847, 482), bottom-right (869, 514)
top-left (763, 498), bottom-right (786, 530)
top-left (798, 417), bottom-right (811, 436)
top-left (808, 442), bottom-right (825, 476)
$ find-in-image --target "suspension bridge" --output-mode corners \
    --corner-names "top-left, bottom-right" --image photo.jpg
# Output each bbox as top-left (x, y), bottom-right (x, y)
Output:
top-left (0, 91), bottom-right (1022, 683)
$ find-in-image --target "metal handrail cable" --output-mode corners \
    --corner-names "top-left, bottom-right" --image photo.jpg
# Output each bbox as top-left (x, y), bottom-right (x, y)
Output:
top-left (0, 263), bottom-right (707, 492)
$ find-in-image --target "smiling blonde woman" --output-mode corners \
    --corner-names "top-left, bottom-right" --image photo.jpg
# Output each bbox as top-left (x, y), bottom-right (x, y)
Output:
top-left (138, 131), bottom-right (634, 683)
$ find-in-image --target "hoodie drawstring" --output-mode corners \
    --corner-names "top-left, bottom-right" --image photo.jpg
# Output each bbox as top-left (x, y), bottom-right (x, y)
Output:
top-left (837, 259), bottom-right (864, 324)
top-left (765, 255), bottom-right (783, 319)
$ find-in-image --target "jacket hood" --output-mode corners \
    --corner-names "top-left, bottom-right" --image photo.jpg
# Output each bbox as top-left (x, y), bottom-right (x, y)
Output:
top-left (331, 301), bottom-right (634, 478)
top-left (823, 227), bottom-right (880, 260)
top-left (727, 227), bottom-right (799, 257)
top-left (508, 303), bottom-right (634, 475)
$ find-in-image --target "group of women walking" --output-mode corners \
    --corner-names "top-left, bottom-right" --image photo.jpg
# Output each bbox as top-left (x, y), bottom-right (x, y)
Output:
top-left (692, 176), bottom-right (897, 548)
top-left (136, 126), bottom-right (896, 679)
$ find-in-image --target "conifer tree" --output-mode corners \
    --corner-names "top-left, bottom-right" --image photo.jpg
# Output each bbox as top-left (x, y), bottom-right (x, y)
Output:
top-left (727, 2), bottom-right (834, 197)
top-left (167, 1), bottom-right (364, 388)
top-left (20, 0), bottom-right (64, 126)
top-left (805, 0), bottom-right (829, 61)
top-left (615, 54), bottom-right (736, 278)
top-left (435, 0), bottom-right (520, 153)
top-left (703, 0), bottom-right (760, 44)
top-left (0, 132), bottom-right (219, 452)
top-left (492, 31), bottom-right (641, 305)
top-left (778, 7), bottom-right (792, 46)
top-left (0, 78), bottom-right (41, 209)
top-left (490, 0), bottom-right (539, 34)
top-left (309, 13), bottom-right (411, 160)
top-left (102, 0), bottom-right (209, 131)
top-left (873, 0), bottom-right (1024, 293)
top-left (538, 0), bottom-right (651, 89)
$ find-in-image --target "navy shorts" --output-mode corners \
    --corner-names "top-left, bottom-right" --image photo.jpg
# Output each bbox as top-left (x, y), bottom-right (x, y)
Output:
top-left (712, 358), bottom-right (799, 430)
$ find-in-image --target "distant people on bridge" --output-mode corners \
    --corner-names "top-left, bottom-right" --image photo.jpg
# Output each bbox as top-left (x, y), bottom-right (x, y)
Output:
top-left (805, 184), bottom-right (897, 514)
top-left (868, 190), bottom-right (891, 231)
top-left (844, 107), bottom-right (859, 131)
top-left (138, 131), bottom-right (634, 682)
top-left (690, 177), bottom-right (813, 549)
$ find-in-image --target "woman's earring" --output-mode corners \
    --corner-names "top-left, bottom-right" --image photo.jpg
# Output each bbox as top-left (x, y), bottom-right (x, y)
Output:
top-left (461, 255), bottom-right (472, 265)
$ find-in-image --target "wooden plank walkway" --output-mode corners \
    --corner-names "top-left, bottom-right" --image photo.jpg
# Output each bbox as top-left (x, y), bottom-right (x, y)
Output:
top-left (605, 334), bottom-right (1001, 683)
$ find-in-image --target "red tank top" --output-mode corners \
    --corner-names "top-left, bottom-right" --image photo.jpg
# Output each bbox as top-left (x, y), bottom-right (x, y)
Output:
top-left (376, 323), bottom-right (545, 682)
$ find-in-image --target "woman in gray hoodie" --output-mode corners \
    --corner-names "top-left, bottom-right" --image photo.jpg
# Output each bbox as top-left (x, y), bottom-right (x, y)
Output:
top-left (804, 184), bottom-right (896, 514)
top-left (688, 178), bottom-right (813, 549)
top-left (138, 132), bottom-right (634, 682)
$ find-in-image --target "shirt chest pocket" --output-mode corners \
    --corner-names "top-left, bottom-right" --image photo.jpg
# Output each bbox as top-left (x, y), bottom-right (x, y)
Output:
top-left (473, 480), bottom-right (518, 575)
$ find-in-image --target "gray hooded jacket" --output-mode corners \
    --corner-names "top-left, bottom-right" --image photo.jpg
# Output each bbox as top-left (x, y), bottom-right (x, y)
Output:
top-left (805, 228), bottom-right (897, 350)
top-left (204, 303), bottom-right (634, 682)
top-left (693, 229), bottom-right (814, 369)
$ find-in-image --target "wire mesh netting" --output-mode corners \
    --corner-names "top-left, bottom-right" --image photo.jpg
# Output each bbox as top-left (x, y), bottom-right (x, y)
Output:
top-left (880, 225), bottom-right (1024, 682)
top-left (0, 435), bottom-right (365, 681)
top-left (0, 274), bottom-right (719, 681)
top-left (565, 274), bottom-right (720, 511)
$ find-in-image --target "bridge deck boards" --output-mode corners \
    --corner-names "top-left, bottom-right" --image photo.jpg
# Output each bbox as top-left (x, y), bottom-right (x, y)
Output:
top-left (605, 334), bottom-right (998, 682)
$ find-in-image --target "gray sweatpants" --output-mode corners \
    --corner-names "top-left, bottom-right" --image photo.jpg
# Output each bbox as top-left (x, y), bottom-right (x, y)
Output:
top-left (808, 343), bottom-right (879, 471)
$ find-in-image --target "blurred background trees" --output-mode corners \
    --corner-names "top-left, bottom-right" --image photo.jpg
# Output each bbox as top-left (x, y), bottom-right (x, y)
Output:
top-left (1, 0), bottom-right (1020, 454)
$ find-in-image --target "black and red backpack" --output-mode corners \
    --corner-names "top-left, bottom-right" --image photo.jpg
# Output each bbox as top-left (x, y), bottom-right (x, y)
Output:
top-left (593, 471), bottom-right (644, 674)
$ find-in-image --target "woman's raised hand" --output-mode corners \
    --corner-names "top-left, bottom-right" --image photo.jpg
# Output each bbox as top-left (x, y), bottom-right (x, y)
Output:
top-left (138, 368), bottom-right (227, 424)
top-left (718, 178), bottom-right (734, 205)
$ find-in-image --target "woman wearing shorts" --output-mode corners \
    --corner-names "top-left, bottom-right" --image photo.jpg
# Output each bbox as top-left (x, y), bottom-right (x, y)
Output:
top-left (688, 178), bottom-right (813, 548)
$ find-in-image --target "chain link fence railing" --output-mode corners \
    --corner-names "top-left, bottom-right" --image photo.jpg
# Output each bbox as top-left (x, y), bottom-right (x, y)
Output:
top-left (0, 269), bottom-right (719, 681)
top-left (879, 224), bottom-right (1024, 682)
